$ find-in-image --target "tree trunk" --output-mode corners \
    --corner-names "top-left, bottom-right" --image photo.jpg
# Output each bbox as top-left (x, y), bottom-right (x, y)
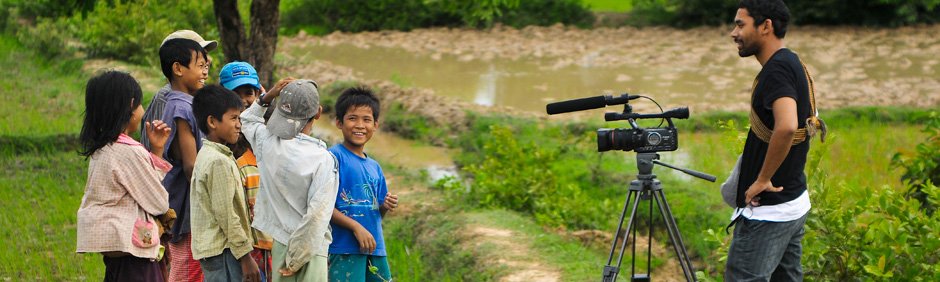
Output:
top-left (213, 0), bottom-right (281, 87)
top-left (248, 0), bottom-right (280, 87)
top-left (212, 0), bottom-right (247, 62)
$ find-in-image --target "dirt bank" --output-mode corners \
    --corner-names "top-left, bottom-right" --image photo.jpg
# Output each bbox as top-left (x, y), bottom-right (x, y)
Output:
top-left (283, 24), bottom-right (940, 113)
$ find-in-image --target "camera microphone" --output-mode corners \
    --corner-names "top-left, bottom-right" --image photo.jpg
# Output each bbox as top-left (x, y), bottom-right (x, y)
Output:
top-left (546, 94), bottom-right (640, 115)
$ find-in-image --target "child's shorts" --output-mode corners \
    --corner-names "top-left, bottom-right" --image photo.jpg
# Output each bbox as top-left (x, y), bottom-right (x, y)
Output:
top-left (328, 254), bottom-right (391, 282)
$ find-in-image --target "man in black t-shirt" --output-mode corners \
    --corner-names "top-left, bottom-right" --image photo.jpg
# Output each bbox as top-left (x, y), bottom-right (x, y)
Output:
top-left (724, 1), bottom-right (825, 281)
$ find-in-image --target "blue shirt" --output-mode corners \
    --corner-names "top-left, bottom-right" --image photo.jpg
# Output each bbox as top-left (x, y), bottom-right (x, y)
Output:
top-left (328, 144), bottom-right (388, 256)
top-left (160, 90), bottom-right (204, 241)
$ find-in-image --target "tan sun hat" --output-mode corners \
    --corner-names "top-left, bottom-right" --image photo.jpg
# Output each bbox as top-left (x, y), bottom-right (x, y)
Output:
top-left (161, 30), bottom-right (217, 52)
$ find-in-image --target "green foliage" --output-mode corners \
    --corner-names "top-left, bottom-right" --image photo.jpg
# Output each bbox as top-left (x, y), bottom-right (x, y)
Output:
top-left (630, 0), bottom-right (940, 27)
top-left (892, 112), bottom-right (940, 214)
top-left (281, 0), bottom-right (593, 35)
top-left (4, 0), bottom-right (217, 64)
top-left (789, 0), bottom-right (940, 26)
top-left (70, 0), bottom-right (216, 64)
top-left (446, 115), bottom-right (622, 230)
top-left (13, 16), bottom-right (74, 59)
top-left (803, 180), bottom-right (940, 280)
top-left (495, 0), bottom-right (595, 28)
top-left (382, 102), bottom-right (449, 144)
top-left (425, 0), bottom-right (520, 28)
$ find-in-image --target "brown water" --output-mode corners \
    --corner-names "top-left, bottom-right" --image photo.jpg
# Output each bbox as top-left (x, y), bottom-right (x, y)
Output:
top-left (281, 26), bottom-right (940, 171)
top-left (283, 26), bottom-right (940, 115)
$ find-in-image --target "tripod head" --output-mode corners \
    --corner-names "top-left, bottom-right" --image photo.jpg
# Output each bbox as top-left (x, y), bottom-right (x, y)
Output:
top-left (636, 153), bottom-right (716, 183)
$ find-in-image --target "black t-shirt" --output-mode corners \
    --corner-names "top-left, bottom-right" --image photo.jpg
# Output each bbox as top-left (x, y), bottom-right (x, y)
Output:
top-left (736, 48), bottom-right (812, 207)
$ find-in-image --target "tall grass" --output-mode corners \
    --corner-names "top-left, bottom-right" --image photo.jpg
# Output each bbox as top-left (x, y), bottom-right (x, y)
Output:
top-left (582, 0), bottom-right (634, 12)
top-left (0, 35), bottom-right (87, 137)
top-left (0, 151), bottom-right (101, 280)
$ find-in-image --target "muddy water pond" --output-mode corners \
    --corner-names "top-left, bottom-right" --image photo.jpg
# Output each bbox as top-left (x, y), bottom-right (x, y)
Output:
top-left (283, 26), bottom-right (940, 115)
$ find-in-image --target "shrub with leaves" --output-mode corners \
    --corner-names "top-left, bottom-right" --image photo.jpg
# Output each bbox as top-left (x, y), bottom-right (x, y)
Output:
top-left (892, 111), bottom-right (940, 214)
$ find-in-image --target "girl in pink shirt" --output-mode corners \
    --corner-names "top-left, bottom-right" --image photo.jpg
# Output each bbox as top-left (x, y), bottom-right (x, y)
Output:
top-left (76, 71), bottom-right (173, 281)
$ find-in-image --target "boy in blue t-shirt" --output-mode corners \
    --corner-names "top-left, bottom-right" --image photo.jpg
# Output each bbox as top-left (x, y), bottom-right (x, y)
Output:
top-left (328, 87), bottom-right (399, 282)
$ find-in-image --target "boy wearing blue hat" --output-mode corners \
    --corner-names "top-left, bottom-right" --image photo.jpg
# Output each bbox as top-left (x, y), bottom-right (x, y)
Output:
top-left (219, 61), bottom-right (274, 281)
top-left (220, 61), bottom-right (263, 109)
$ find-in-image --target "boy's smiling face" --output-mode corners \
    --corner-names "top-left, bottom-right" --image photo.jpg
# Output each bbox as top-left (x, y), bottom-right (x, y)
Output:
top-left (177, 50), bottom-right (208, 94)
top-left (337, 105), bottom-right (377, 151)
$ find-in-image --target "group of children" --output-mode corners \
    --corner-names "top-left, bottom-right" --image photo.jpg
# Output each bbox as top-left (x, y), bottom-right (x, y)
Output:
top-left (76, 30), bottom-right (398, 282)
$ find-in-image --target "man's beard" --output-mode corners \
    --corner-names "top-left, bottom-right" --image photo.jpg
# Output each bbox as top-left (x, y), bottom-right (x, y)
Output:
top-left (738, 39), bottom-right (760, 57)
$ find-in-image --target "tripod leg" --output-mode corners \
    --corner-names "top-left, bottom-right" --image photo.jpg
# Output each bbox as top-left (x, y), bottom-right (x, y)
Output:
top-left (619, 190), bottom-right (643, 273)
top-left (603, 189), bottom-right (639, 282)
top-left (652, 190), bottom-right (697, 282)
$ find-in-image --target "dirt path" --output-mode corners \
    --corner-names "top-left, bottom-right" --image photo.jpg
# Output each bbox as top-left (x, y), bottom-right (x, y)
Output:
top-left (466, 226), bottom-right (562, 282)
top-left (384, 171), bottom-right (565, 281)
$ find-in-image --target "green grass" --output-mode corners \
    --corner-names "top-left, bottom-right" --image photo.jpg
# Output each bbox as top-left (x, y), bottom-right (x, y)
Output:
top-left (582, 0), bottom-right (634, 12)
top-left (0, 35), bottom-right (87, 137)
top-left (0, 151), bottom-right (101, 280)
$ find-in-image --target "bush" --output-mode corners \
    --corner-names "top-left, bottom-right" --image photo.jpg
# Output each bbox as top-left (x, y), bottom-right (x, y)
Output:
top-left (281, 0), bottom-right (593, 34)
top-left (630, 0), bottom-right (940, 27)
top-left (442, 115), bottom-right (627, 230)
top-left (496, 0), bottom-right (595, 28)
top-left (72, 0), bottom-right (216, 64)
top-left (892, 112), bottom-right (940, 214)
top-left (14, 17), bottom-right (74, 59)
top-left (803, 180), bottom-right (940, 280)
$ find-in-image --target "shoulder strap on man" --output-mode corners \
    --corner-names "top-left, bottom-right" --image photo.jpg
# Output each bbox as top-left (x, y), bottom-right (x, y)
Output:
top-left (748, 58), bottom-right (828, 145)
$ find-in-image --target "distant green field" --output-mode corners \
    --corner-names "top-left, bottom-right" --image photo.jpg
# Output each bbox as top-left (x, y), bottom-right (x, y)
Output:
top-left (0, 35), bottom-right (87, 137)
top-left (582, 0), bottom-right (633, 12)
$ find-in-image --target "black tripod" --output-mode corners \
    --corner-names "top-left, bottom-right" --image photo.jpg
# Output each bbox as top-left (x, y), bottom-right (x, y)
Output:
top-left (602, 153), bottom-right (716, 282)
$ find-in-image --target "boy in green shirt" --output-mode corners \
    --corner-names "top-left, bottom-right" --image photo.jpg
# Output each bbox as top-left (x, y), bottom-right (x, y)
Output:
top-left (190, 85), bottom-right (260, 281)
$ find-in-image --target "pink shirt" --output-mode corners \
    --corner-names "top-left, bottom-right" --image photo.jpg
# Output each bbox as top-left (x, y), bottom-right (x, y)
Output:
top-left (76, 134), bottom-right (171, 259)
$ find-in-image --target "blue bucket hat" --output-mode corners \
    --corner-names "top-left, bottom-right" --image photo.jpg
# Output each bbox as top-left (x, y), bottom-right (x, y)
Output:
top-left (219, 61), bottom-right (261, 91)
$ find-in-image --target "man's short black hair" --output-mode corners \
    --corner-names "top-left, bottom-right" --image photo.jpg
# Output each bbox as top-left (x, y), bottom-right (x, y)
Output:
top-left (335, 86), bottom-right (381, 121)
top-left (159, 38), bottom-right (207, 82)
top-left (193, 84), bottom-right (243, 134)
top-left (739, 0), bottom-right (790, 39)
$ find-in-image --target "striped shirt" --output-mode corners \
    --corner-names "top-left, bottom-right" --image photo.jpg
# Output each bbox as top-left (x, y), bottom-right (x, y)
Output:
top-left (236, 148), bottom-right (274, 250)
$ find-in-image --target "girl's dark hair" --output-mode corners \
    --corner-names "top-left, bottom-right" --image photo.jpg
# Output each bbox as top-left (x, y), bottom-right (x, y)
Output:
top-left (739, 0), bottom-right (790, 39)
top-left (79, 70), bottom-right (143, 157)
top-left (193, 84), bottom-right (244, 135)
top-left (335, 86), bottom-right (381, 121)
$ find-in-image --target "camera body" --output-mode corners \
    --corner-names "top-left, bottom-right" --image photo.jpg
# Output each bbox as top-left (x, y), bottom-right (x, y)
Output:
top-left (597, 127), bottom-right (678, 153)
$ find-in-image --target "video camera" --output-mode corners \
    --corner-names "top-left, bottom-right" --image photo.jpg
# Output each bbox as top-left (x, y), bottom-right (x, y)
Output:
top-left (546, 94), bottom-right (688, 153)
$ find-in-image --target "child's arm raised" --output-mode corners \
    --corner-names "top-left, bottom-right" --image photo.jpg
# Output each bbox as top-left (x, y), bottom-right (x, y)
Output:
top-left (239, 78), bottom-right (294, 153)
top-left (145, 120), bottom-right (171, 159)
top-left (331, 208), bottom-right (376, 253)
